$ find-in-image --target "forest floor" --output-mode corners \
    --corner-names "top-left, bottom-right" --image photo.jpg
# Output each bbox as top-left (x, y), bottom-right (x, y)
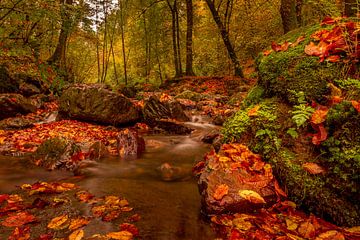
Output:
top-left (0, 76), bottom-right (359, 239)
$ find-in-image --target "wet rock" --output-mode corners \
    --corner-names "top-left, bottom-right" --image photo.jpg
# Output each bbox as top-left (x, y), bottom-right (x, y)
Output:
top-left (175, 90), bottom-right (205, 102)
top-left (88, 141), bottom-right (110, 160)
top-left (143, 94), bottom-right (190, 123)
top-left (0, 93), bottom-right (37, 120)
top-left (33, 137), bottom-right (82, 171)
top-left (154, 120), bottom-right (193, 135)
top-left (19, 82), bottom-right (41, 97)
top-left (212, 114), bottom-right (226, 126)
top-left (196, 144), bottom-right (278, 215)
top-left (0, 65), bottom-right (19, 93)
top-left (157, 163), bottom-right (190, 181)
top-left (116, 128), bottom-right (145, 157)
top-left (59, 84), bottom-right (140, 126)
top-left (201, 130), bottom-right (220, 144)
top-left (0, 117), bottom-right (34, 130)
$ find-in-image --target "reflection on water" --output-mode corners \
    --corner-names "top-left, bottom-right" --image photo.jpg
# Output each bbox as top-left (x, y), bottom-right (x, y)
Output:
top-left (0, 121), bottom-right (218, 239)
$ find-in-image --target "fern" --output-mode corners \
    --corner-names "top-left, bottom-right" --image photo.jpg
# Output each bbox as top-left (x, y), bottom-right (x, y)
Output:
top-left (289, 91), bottom-right (315, 128)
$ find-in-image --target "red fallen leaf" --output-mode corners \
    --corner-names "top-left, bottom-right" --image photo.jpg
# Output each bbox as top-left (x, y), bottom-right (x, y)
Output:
top-left (311, 107), bottom-right (329, 124)
top-left (271, 41), bottom-right (290, 52)
top-left (9, 98), bottom-right (17, 103)
top-left (2, 211), bottom-right (37, 227)
top-left (351, 100), bottom-right (360, 112)
top-left (229, 229), bottom-right (244, 240)
top-left (126, 214), bottom-right (141, 223)
top-left (102, 210), bottom-right (121, 222)
top-left (76, 191), bottom-right (94, 203)
top-left (312, 124), bottom-right (328, 145)
top-left (71, 151), bottom-right (86, 162)
top-left (326, 55), bottom-right (341, 63)
top-left (192, 161), bottom-right (205, 176)
top-left (304, 41), bottom-right (329, 58)
top-left (263, 49), bottom-right (273, 56)
top-left (311, 29), bottom-right (330, 41)
top-left (0, 194), bottom-right (9, 204)
top-left (321, 16), bottom-right (336, 26)
top-left (37, 233), bottom-right (54, 240)
top-left (274, 181), bottom-right (287, 198)
top-left (302, 162), bottom-right (326, 174)
top-left (8, 226), bottom-right (30, 240)
top-left (120, 223), bottom-right (139, 237)
top-left (213, 184), bottom-right (229, 200)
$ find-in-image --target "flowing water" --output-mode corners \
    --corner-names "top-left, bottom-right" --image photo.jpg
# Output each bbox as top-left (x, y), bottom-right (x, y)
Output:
top-left (0, 117), bottom-right (218, 239)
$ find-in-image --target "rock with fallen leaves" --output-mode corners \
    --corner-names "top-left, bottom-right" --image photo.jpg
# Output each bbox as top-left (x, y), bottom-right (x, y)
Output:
top-left (0, 93), bottom-right (37, 120)
top-left (32, 137), bottom-right (83, 171)
top-left (195, 144), bottom-right (279, 214)
top-left (59, 84), bottom-right (140, 126)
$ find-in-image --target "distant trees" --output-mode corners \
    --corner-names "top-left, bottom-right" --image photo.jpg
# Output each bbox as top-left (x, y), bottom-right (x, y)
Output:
top-left (280, 0), bottom-right (298, 33)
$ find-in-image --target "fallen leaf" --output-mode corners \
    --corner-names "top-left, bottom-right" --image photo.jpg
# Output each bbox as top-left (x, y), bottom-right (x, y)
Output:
top-left (2, 211), bottom-right (36, 227)
top-left (274, 181), bottom-right (287, 198)
top-left (47, 214), bottom-right (69, 230)
top-left (213, 184), bottom-right (229, 200)
top-left (311, 107), bottom-right (329, 124)
top-left (315, 230), bottom-right (345, 240)
top-left (286, 218), bottom-right (298, 231)
top-left (298, 221), bottom-right (316, 238)
top-left (106, 231), bottom-right (133, 240)
top-left (92, 205), bottom-right (107, 217)
top-left (312, 124), bottom-right (328, 145)
top-left (69, 229), bottom-right (84, 240)
top-left (119, 223), bottom-right (139, 237)
top-left (248, 105), bottom-right (260, 116)
top-left (8, 226), bottom-right (30, 240)
top-left (263, 49), bottom-right (273, 56)
top-left (69, 217), bottom-right (90, 230)
top-left (102, 210), bottom-right (121, 222)
top-left (233, 217), bottom-right (253, 231)
top-left (351, 100), bottom-right (360, 112)
top-left (302, 162), bottom-right (326, 174)
top-left (76, 191), bottom-right (95, 203)
top-left (238, 190), bottom-right (266, 204)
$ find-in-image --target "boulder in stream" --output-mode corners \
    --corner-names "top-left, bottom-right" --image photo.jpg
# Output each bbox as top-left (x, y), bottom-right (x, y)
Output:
top-left (33, 137), bottom-right (82, 171)
top-left (59, 84), bottom-right (140, 126)
top-left (116, 128), bottom-right (145, 157)
top-left (195, 144), bottom-right (278, 215)
top-left (0, 117), bottom-right (34, 130)
top-left (0, 93), bottom-right (37, 120)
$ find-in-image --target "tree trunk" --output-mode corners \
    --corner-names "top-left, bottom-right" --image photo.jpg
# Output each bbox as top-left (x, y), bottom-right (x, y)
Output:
top-left (295, 0), bottom-right (303, 26)
top-left (345, 0), bottom-right (357, 17)
top-left (185, 0), bottom-right (195, 76)
top-left (119, 0), bottom-right (128, 85)
top-left (205, 0), bottom-right (244, 77)
top-left (48, 0), bottom-right (73, 70)
top-left (280, 0), bottom-right (297, 33)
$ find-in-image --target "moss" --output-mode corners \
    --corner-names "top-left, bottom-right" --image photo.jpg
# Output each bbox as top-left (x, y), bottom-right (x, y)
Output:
top-left (242, 85), bottom-right (265, 107)
top-left (174, 90), bottom-right (206, 102)
top-left (271, 149), bottom-right (360, 226)
top-left (257, 24), bottom-right (344, 103)
top-left (334, 78), bottom-right (360, 100)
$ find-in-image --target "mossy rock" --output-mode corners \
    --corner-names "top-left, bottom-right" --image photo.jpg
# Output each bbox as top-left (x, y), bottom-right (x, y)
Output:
top-left (33, 137), bottom-right (81, 171)
top-left (175, 90), bottom-right (206, 102)
top-left (257, 24), bottom-right (345, 104)
top-left (222, 97), bottom-right (360, 226)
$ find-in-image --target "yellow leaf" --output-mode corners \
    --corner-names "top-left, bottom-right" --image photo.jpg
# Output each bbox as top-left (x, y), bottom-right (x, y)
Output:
top-left (219, 156), bottom-right (231, 162)
top-left (105, 196), bottom-right (120, 205)
top-left (238, 190), bottom-right (266, 204)
top-left (286, 218), bottom-right (298, 231)
top-left (106, 231), bottom-right (133, 240)
top-left (232, 218), bottom-right (253, 231)
top-left (69, 229), bottom-right (84, 240)
top-left (315, 230), bottom-right (345, 240)
top-left (47, 215), bottom-right (69, 230)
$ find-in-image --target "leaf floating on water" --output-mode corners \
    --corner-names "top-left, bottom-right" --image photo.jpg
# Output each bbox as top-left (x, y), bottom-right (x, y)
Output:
top-left (238, 190), bottom-right (266, 204)
top-left (76, 191), bottom-right (95, 203)
top-left (47, 214), bottom-right (69, 230)
top-left (302, 162), bottom-right (326, 174)
top-left (69, 229), bottom-right (84, 240)
top-left (69, 217), bottom-right (90, 230)
top-left (2, 211), bottom-right (36, 227)
top-left (119, 223), bottom-right (139, 237)
top-left (106, 231), bottom-right (133, 240)
top-left (213, 184), bottom-right (229, 200)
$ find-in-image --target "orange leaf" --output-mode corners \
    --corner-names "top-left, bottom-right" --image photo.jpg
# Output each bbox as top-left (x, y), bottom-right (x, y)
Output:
top-left (302, 162), bottom-right (326, 174)
top-left (312, 124), bottom-right (328, 145)
top-left (106, 231), bottom-right (133, 240)
top-left (119, 223), bottom-right (139, 237)
top-left (2, 211), bottom-right (36, 227)
top-left (247, 105), bottom-right (260, 117)
top-left (351, 100), bottom-right (360, 112)
top-left (316, 230), bottom-right (345, 240)
top-left (69, 229), bottom-right (84, 240)
top-left (238, 190), bottom-right (266, 204)
top-left (47, 214), bottom-right (69, 230)
top-left (298, 221), bottom-right (316, 238)
top-left (263, 49), bottom-right (273, 56)
top-left (8, 226), bottom-right (30, 240)
top-left (274, 181), bottom-right (287, 198)
top-left (69, 217), bottom-right (90, 231)
top-left (311, 107), bottom-right (329, 124)
top-left (213, 184), bottom-right (229, 200)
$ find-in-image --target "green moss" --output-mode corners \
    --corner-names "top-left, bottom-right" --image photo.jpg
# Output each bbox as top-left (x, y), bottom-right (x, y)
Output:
top-left (242, 85), bottom-right (265, 107)
top-left (271, 149), bottom-right (360, 226)
top-left (257, 24), bottom-right (344, 103)
top-left (334, 78), bottom-right (360, 99)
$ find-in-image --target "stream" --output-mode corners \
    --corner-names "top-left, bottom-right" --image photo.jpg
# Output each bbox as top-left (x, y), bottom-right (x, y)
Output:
top-left (0, 117), bottom-right (218, 239)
